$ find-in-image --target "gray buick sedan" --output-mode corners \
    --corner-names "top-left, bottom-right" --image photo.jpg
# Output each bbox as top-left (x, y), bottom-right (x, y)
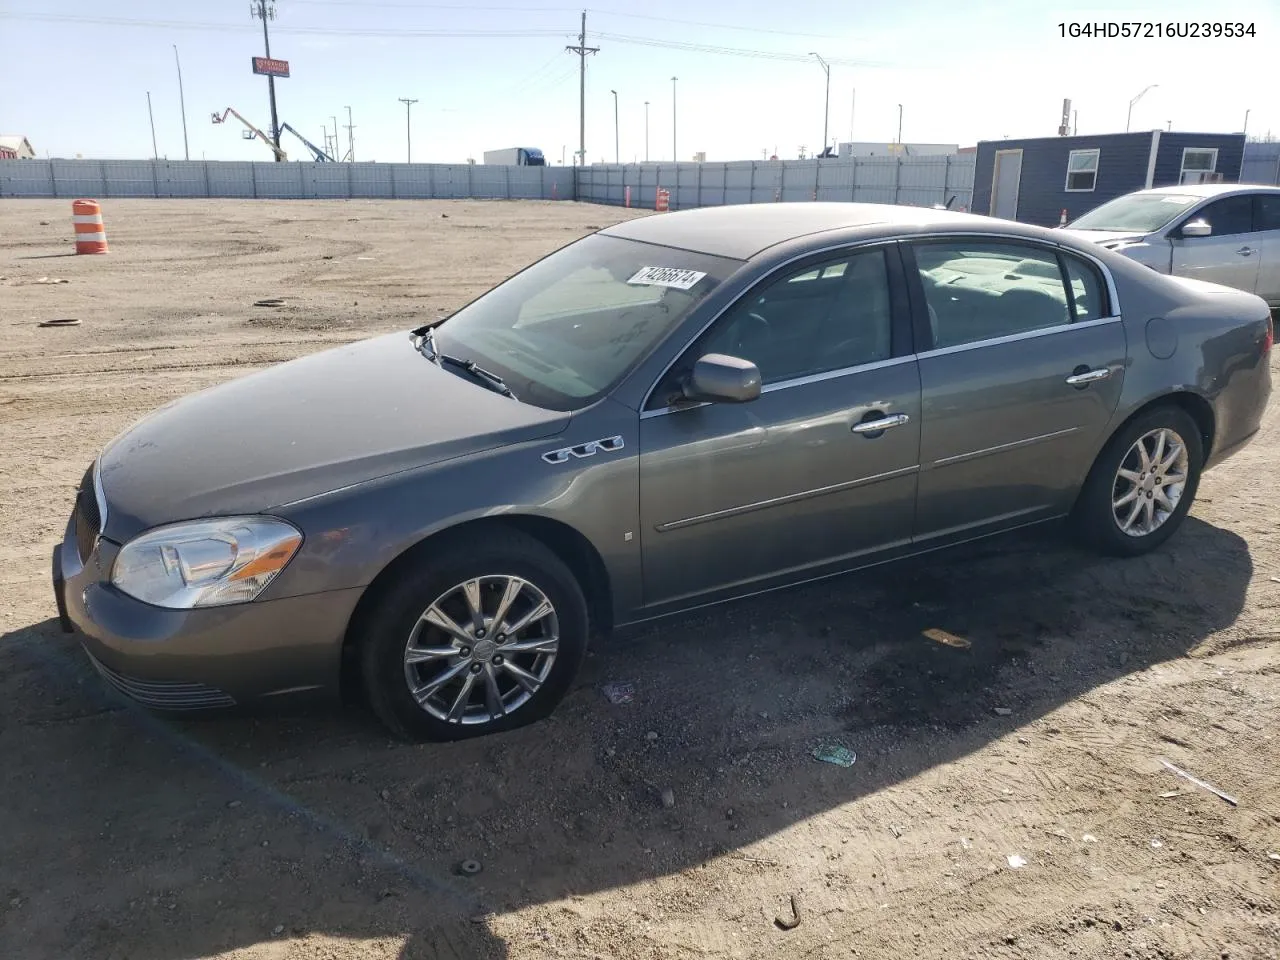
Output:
top-left (54, 203), bottom-right (1272, 741)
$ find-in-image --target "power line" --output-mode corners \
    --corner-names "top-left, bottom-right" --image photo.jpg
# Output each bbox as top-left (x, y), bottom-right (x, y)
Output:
top-left (0, 11), bottom-right (888, 65)
top-left (290, 0), bottom-right (848, 38)
top-left (0, 12), bottom-right (565, 37)
top-left (593, 32), bottom-right (887, 67)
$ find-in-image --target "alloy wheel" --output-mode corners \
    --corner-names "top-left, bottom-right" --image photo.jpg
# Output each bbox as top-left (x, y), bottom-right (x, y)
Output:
top-left (1111, 427), bottom-right (1189, 537)
top-left (402, 575), bottom-right (559, 725)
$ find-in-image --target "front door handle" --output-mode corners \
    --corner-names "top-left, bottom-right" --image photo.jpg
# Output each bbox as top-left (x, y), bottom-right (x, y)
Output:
top-left (852, 413), bottom-right (911, 434)
top-left (1065, 367), bottom-right (1111, 386)
top-left (1238, 246), bottom-right (1256, 256)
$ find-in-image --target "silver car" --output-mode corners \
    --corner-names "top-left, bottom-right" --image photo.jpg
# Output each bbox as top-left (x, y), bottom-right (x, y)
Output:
top-left (1062, 184), bottom-right (1280, 307)
top-left (53, 203), bottom-right (1273, 741)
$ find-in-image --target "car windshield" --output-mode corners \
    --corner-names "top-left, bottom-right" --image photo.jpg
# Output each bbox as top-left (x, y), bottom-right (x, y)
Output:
top-left (1067, 193), bottom-right (1201, 233)
top-left (429, 233), bottom-right (739, 411)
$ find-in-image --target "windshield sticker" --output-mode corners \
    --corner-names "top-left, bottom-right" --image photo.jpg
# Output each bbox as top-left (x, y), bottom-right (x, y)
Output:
top-left (627, 266), bottom-right (707, 290)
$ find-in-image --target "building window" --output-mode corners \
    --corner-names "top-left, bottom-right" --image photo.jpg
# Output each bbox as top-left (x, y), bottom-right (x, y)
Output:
top-left (1064, 149), bottom-right (1099, 192)
top-left (1180, 148), bottom-right (1219, 185)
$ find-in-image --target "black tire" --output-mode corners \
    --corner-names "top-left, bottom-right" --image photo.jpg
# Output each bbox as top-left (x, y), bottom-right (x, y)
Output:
top-left (1073, 405), bottom-right (1203, 557)
top-left (357, 529), bottom-right (589, 742)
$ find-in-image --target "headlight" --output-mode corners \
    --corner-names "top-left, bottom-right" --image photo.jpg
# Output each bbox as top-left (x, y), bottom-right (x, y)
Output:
top-left (111, 517), bottom-right (302, 609)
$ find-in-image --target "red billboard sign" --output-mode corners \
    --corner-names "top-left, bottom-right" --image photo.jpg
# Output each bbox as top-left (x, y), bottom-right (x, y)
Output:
top-left (252, 57), bottom-right (290, 78)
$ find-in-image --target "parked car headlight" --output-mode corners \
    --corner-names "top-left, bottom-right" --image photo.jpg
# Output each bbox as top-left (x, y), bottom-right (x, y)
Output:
top-left (111, 517), bottom-right (303, 609)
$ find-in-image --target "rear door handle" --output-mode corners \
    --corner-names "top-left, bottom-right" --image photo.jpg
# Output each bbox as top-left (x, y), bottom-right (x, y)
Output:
top-left (852, 413), bottom-right (911, 434)
top-left (1238, 246), bottom-right (1255, 256)
top-left (1065, 367), bottom-right (1112, 386)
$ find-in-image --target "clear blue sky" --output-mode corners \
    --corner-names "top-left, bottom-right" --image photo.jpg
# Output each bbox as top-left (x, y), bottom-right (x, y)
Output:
top-left (1, 0), bottom-right (1276, 163)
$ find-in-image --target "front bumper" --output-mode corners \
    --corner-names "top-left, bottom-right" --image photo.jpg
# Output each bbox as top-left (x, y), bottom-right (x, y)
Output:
top-left (53, 513), bottom-right (364, 711)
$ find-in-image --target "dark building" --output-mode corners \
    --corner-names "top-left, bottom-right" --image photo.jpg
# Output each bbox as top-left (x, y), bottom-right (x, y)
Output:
top-left (972, 131), bottom-right (1246, 227)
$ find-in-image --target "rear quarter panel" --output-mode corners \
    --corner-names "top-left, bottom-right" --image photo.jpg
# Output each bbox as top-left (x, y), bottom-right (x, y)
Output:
top-left (1101, 251), bottom-right (1272, 465)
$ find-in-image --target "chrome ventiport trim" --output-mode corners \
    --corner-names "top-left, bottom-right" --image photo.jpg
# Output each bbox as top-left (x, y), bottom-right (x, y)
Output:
top-left (541, 435), bottom-right (625, 465)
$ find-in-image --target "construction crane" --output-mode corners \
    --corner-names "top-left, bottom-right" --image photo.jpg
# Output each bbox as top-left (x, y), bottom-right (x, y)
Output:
top-left (279, 122), bottom-right (334, 162)
top-left (211, 107), bottom-right (287, 161)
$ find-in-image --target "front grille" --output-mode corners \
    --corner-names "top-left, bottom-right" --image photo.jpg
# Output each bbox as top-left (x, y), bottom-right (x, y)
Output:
top-left (85, 650), bottom-right (237, 710)
top-left (74, 463), bottom-right (100, 564)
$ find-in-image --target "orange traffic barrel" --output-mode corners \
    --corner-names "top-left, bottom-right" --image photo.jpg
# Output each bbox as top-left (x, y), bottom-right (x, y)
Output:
top-left (655, 187), bottom-right (670, 212)
top-left (72, 199), bottom-right (108, 254)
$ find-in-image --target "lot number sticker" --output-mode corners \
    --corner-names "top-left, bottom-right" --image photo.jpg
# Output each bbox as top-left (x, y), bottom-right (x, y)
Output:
top-left (627, 266), bottom-right (707, 290)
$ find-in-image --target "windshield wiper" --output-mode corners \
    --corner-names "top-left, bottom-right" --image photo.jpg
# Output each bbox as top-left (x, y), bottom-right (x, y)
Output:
top-left (438, 353), bottom-right (514, 398)
top-left (412, 325), bottom-right (514, 398)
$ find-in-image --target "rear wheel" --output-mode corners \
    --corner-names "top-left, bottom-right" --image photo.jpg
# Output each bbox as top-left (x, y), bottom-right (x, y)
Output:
top-left (357, 531), bottom-right (589, 741)
top-left (1074, 405), bottom-right (1203, 557)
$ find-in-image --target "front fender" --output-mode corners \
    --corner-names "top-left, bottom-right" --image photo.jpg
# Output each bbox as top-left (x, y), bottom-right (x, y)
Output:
top-left (260, 400), bottom-right (643, 623)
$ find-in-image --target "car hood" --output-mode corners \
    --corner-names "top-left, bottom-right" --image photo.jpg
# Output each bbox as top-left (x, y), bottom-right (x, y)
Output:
top-left (1058, 228), bottom-right (1153, 248)
top-left (97, 332), bottom-right (571, 541)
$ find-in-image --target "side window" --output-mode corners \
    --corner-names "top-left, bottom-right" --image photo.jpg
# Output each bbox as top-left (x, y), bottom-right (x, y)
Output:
top-left (696, 249), bottom-right (892, 386)
top-left (1253, 194), bottom-right (1280, 232)
top-left (1062, 254), bottom-right (1106, 322)
top-left (1186, 195), bottom-right (1253, 237)
top-left (1065, 149), bottom-right (1099, 192)
top-left (913, 241), bottom-right (1071, 349)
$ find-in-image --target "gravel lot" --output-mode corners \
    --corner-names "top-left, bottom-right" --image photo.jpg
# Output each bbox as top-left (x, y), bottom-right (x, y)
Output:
top-left (1, 198), bottom-right (1278, 960)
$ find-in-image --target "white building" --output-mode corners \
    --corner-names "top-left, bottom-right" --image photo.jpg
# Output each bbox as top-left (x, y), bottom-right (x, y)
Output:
top-left (0, 135), bottom-right (36, 159)
top-left (837, 141), bottom-right (958, 158)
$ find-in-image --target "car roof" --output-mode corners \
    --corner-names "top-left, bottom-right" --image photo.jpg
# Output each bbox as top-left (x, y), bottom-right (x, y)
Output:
top-left (1137, 183), bottom-right (1280, 199)
top-left (599, 202), bottom-right (1006, 260)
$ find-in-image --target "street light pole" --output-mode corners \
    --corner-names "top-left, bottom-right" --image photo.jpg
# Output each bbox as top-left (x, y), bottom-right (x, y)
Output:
top-left (671, 77), bottom-right (677, 162)
top-left (173, 44), bottom-right (189, 161)
top-left (644, 100), bottom-right (649, 162)
top-left (1243, 108), bottom-right (1251, 136)
top-left (146, 91), bottom-right (158, 160)
top-left (897, 103), bottom-right (903, 145)
top-left (610, 89), bottom-right (619, 164)
top-left (1126, 84), bottom-right (1158, 132)
top-left (809, 53), bottom-right (830, 156)
top-left (399, 97), bottom-right (418, 162)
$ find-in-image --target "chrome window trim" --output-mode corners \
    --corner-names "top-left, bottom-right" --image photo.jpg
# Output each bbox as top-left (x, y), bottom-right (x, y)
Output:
top-left (915, 314), bottom-right (1123, 360)
top-left (639, 355), bottom-right (916, 420)
top-left (638, 230), bottom-right (1123, 417)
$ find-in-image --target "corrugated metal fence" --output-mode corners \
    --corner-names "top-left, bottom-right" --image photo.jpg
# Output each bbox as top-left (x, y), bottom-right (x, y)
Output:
top-left (577, 157), bottom-right (976, 211)
top-left (0, 158), bottom-right (575, 200)
top-left (1241, 142), bottom-right (1280, 186)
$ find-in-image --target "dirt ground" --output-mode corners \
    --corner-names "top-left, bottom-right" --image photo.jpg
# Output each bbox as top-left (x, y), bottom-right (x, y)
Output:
top-left (1, 198), bottom-right (1278, 960)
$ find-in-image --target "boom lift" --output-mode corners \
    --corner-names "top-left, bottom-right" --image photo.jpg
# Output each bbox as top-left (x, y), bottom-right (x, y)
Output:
top-left (279, 122), bottom-right (334, 162)
top-left (211, 107), bottom-right (288, 161)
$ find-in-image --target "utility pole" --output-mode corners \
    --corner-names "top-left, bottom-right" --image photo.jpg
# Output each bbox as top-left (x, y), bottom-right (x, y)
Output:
top-left (344, 105), bottom-right (355, 162)
top-left (809, 53), bottom-right (830, 157)
top-left (1243, 108), bottom-right (1251, 137)
top-left (849, 87), bottom-right (855, 144)
top-left (565, 10), bottom-right (599, 167)
top-left (610, 89), bottom-right (619, 163)
top-left (330, 115), bottom-right (339, 161)
top-left (173, 45), bottom-right (189, 160)
top-left (644, 100), bottom-right (649, 162)
top-left (896, 104), bottom-right (903, 145)
top-left (146, 91), bottom-right (158, 159)
top-left (671, 76), bottom-right (677, 161)
top-left (251, 0), bottom-right (283, 161)
top-left (399, 97), bottom-right (418, 162)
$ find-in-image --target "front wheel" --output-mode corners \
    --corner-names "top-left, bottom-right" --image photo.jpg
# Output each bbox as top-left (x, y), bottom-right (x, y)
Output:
top-left (1073, 406), bottom-right (1203, 557)
top-left (357, 530), bottom-right (589, 742)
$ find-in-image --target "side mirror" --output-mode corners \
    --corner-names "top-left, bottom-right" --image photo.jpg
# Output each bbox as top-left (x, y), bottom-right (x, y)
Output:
top-left (1181, 219), bottom-right (1212, 238)
top-left (681, 353), bottom-right (761, 404)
